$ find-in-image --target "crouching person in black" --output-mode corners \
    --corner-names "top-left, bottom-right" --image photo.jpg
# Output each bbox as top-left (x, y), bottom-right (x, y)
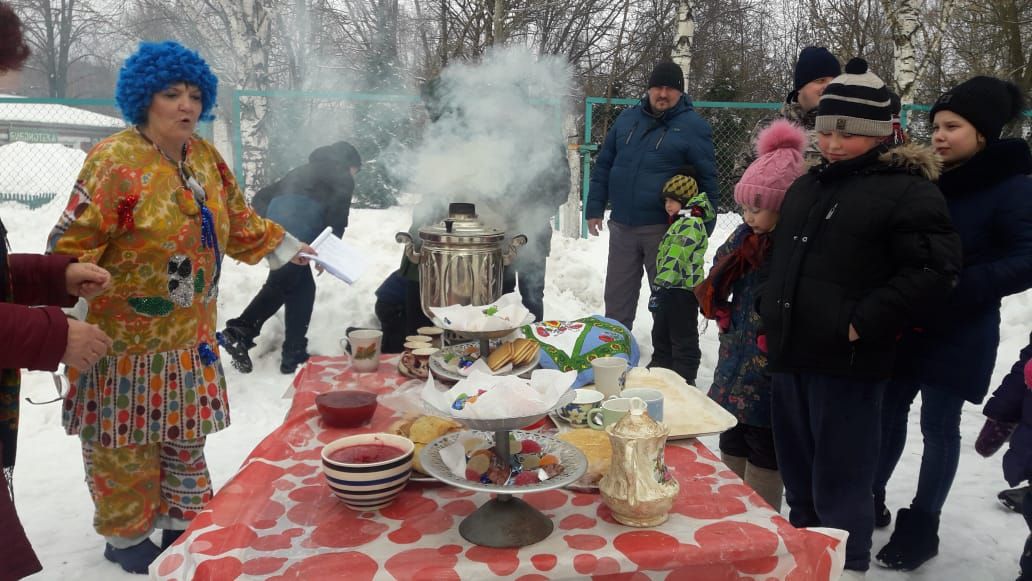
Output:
top-left (221, 141), bottom-right (361, 374)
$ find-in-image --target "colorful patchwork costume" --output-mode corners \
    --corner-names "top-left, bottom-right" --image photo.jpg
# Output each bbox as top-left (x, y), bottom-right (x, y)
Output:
top-left (47, 127), bottom-right (288, 543)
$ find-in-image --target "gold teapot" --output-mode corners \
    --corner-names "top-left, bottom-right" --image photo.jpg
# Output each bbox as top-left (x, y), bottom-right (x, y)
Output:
top-left (599, 397), bottom-right (680, 527)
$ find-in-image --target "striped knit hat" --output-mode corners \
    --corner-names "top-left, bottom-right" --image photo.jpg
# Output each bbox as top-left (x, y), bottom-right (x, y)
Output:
top-left (815, 58), bottom-right (892, 137)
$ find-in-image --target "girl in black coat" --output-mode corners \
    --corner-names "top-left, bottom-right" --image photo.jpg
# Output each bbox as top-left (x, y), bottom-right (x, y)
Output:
top-left (873, 76), bottom-right (1032, 572)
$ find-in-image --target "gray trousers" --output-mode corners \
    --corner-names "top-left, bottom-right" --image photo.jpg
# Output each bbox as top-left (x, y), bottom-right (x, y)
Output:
top-left (603, 220), bottom-right (667, 330)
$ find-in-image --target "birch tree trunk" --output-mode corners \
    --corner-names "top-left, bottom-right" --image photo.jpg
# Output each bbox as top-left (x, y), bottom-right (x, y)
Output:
top-left (672, 0), bottom-right (695, 84)
top-left (226, 0), bottom-right (273, 197)
top-left (880, 0), bottom-right (920, 103)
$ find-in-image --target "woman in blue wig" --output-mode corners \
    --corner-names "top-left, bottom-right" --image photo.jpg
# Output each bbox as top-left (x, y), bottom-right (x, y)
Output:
top-left (46, 40), bottom-right (313, 574)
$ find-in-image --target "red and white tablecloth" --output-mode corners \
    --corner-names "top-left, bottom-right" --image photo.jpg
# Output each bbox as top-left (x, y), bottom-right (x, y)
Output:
top-left (152, 355), bottom-right (847, 580)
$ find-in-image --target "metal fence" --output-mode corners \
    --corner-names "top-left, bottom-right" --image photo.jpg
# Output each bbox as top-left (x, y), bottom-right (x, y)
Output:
top-left (579, 98), bottom-right (1032, 241)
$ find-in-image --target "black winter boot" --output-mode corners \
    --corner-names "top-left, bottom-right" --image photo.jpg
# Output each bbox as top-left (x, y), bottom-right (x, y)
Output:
top-left (874, 491), bottom-right (892, 528)
top-left (1001, 486), bottom-right (1030, 513)
top-left (160, 529), bottom-right (184, 550)
top-left (219, 326), bottom-right (257, 373)
top-left (874, 507), bottom-right (939, 571)
top-left (104, 540), bottom-right (162, 574)
top-left (280, 339), bottom-right (310, 374)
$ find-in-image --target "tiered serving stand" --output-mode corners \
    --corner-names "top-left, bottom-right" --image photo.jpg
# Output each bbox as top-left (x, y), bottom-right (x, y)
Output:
top-left (420, 389), bottom-right (585, 548)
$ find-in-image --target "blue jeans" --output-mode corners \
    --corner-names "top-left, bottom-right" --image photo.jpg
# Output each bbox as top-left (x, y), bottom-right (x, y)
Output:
top-left (873, 379), bottom-right (965, 514)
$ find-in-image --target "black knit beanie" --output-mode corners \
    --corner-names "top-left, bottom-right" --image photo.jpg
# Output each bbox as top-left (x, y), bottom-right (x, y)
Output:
top-left (648, 61), bottom-right (684, 92)
top-left (815, 58), bottom-right (892, 137)
top-left (929, 76), bottom-right (1027, 142)
top-left (791, 47), bottom-right (841, 94)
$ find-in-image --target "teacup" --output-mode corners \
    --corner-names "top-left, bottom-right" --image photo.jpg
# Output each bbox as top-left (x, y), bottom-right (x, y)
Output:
top-left (408, 347), bottom-right (438, 380)
top-left (591, 357), bottom-right (629, 398)
top-left (556, 389), bottom-right (605, 426)
top-left (400, 341), bottom-right (431, 376)
top-left (405, 335), bottom-right (432, 345)
top-left (588, 397), bottom-right (646, 430)
top-left (619, 388), bottom-right (664, 422)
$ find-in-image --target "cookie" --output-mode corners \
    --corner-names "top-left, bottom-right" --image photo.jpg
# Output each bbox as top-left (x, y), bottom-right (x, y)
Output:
top-left (512, 339), bottom-right (538, 366)
top-left (486, 341), bottom-right (514, 370)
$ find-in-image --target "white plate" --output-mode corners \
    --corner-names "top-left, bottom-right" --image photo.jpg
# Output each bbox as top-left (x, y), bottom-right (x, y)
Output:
top-left (429, 341), bottom-right (540, 383)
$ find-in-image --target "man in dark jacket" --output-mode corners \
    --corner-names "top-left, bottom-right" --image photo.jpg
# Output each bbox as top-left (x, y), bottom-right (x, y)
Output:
top-left (586, 61), bottom-right (718, 333)
top-left (220, 141), bottom-right (362, 374)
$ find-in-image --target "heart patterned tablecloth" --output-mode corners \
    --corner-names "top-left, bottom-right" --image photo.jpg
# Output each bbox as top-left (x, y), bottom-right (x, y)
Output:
top-left (151, 355), bottom-right (847, 580)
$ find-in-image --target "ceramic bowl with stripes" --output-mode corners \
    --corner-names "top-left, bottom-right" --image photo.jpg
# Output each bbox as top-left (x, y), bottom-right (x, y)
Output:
top-left (321, 433), bottom-right (414, 511)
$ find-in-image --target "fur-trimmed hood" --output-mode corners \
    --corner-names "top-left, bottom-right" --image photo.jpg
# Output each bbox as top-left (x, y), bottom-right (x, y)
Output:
top-left (878, 142), bottom-right (942, 181)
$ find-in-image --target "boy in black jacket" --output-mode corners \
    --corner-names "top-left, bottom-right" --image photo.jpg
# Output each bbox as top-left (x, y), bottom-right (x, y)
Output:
top-left (758, 59), bottom-right (961, 577)
top-left (221, 141), bottom-right (361, 374)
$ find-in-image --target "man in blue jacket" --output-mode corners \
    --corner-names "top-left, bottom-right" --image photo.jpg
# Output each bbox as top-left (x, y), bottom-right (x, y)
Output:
top-left (586, 61), bottom-right (718, 344)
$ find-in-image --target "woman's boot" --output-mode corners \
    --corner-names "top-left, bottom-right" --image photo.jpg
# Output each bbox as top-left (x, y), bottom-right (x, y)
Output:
top-left (874, 506), bottom-right (939, 571)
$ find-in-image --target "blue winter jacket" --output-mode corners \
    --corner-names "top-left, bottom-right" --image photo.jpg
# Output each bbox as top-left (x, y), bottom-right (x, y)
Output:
top-left (587, 95), bottom-right (718, 229)
top-left (895, 139), bottom-right (1032, 403)
top-left (982, 331), bottom-right (1032, 486)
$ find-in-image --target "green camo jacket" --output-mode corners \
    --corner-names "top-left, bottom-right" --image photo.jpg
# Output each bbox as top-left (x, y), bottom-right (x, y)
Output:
top-left (653, 190), bottom-right (716, 290)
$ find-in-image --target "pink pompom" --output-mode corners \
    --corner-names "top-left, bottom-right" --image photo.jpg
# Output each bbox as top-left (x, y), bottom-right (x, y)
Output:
top-left (755, 119), bottom-right (808, 158)
top-left (1024, 358), bottom-right (1032, 389)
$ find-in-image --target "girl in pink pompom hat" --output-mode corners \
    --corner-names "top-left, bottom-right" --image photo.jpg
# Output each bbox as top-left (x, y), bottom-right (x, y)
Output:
top-left (694, 119), bottom-right (808, 511)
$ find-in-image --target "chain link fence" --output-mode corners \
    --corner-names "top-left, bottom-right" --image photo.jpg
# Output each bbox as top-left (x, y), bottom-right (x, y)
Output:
top-left (581, 98), bottom-right (1032, 242)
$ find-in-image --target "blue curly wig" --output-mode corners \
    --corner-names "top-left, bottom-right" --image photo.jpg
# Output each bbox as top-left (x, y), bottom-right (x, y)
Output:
top-left (115, 40), bottom-right (218, 125)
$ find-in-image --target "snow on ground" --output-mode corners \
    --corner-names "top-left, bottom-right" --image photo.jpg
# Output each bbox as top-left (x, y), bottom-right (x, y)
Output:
top-left (5, 197), bottom-right (1031, 580)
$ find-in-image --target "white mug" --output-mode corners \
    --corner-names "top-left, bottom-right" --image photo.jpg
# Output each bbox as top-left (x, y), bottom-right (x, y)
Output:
top-left (339, 329), bottom-right (384, 372)
top-left (591, 356), bottom-right (629, 398)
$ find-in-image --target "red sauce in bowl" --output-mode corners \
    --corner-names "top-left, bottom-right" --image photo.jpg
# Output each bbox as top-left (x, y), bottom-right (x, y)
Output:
top-left (328, 443), bottom-right (407, 464)
top-left (316, 390), bottom-right (378, 427)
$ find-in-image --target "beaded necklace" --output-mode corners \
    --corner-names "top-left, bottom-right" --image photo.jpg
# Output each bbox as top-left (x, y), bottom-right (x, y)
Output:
top-left (134, 127), bottom-right (223, 365)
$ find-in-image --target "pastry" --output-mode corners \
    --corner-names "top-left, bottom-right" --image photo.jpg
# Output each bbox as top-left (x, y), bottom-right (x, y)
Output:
top-left (390, 415), bottom-right (462, 473)
top-left (557, 429), bottom-right (612, 487)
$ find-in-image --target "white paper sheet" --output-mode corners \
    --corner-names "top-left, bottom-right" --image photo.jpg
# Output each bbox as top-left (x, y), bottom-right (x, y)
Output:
top-left (299, 226), bottom-right (369, 284)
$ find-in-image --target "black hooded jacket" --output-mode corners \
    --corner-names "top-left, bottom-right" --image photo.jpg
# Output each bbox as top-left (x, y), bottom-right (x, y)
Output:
top-left (759, 143), bottom-right (962, 380)
top-left (251, 141), bottom-right (361, 238)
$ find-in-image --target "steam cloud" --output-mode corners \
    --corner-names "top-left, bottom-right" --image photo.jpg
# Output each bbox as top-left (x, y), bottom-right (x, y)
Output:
top-left (389, 47), bottom-right (573, 243)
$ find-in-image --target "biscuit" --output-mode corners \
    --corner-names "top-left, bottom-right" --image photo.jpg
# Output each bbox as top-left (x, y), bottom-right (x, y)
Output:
top-left (557, 429), bottom-right (612, 486)
top-left (513, 339), bottom-right (538, 366)
top-left (486, 342), bottom-right (514, 370)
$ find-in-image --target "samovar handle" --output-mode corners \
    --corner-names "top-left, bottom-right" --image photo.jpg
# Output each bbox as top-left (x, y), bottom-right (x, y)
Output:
top-left (395, 232), bottom-right (421, 263)
top-left (502, 234), bottom-right (528, 266)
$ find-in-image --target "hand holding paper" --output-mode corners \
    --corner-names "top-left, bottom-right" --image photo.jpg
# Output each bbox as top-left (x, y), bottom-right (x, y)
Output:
top-left (300, 227), bottom-right (368, 284)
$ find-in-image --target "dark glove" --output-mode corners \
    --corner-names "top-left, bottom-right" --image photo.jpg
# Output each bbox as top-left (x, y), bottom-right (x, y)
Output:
top-left (976, 418), bottom-right (1017, 458)
top-left (648, 288), bottom-right (664, 313)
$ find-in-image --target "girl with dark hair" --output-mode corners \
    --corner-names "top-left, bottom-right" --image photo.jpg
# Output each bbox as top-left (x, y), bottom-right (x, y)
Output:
top-left (874, 76), bottom-right (1032, 572)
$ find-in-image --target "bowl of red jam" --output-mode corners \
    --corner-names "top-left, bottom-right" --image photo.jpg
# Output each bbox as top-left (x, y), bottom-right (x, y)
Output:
top-left (315, 390), bottom-right (378, 428)
top-left (321, 433), bottom-right (414, 510)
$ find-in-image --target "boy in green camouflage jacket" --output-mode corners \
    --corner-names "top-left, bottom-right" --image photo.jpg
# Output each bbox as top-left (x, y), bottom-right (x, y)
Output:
top-left (648, 168), bottom-right (715, 384)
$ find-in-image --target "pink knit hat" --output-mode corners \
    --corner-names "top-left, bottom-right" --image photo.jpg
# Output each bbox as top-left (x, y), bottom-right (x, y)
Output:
top-left (1024, 358), bottom-right (1032, 389)
top-left (733, 119), bottom-right (808, 211)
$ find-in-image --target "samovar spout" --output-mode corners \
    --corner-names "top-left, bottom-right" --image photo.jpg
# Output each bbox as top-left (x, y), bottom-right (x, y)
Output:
top-left (395, 232), bottom-right (421, 263)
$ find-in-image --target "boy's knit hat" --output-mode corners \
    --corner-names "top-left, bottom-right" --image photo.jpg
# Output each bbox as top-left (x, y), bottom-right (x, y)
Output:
top-left (788, 47), bottom-right (841, 100)
top-left (734, 120), bottom-right (808, 211)
top-left (929, 76), bottom-right (1026, 142)
top-left (815, 58), bottom-right (893, 137)
top-left (660, 167), bottom-right (698, 206)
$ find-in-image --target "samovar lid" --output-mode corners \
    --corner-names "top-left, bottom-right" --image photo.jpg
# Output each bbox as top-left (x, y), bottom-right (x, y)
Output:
top-left (419, 202), bottom-right (505, 244)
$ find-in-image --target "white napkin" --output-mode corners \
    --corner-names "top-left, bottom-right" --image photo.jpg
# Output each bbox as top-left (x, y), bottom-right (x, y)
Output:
top-left (422, 368), bottom-right (576, 420)
top-left (430, 293), bottom-right (532, 332)
top-left (459, 356), bottom-right (512, 377)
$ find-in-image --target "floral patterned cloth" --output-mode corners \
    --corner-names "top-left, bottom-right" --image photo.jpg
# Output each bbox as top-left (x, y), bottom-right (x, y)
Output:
top-left (48, 128), bottom-right (286, 448)
top-left (521, 316), bottom-right (639, 388)
top-left (706, 224), bottom-right (773, 427)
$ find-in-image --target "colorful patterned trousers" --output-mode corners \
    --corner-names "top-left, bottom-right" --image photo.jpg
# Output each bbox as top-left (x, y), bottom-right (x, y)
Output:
top-left (82, 437), bottom-right (212, 544)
